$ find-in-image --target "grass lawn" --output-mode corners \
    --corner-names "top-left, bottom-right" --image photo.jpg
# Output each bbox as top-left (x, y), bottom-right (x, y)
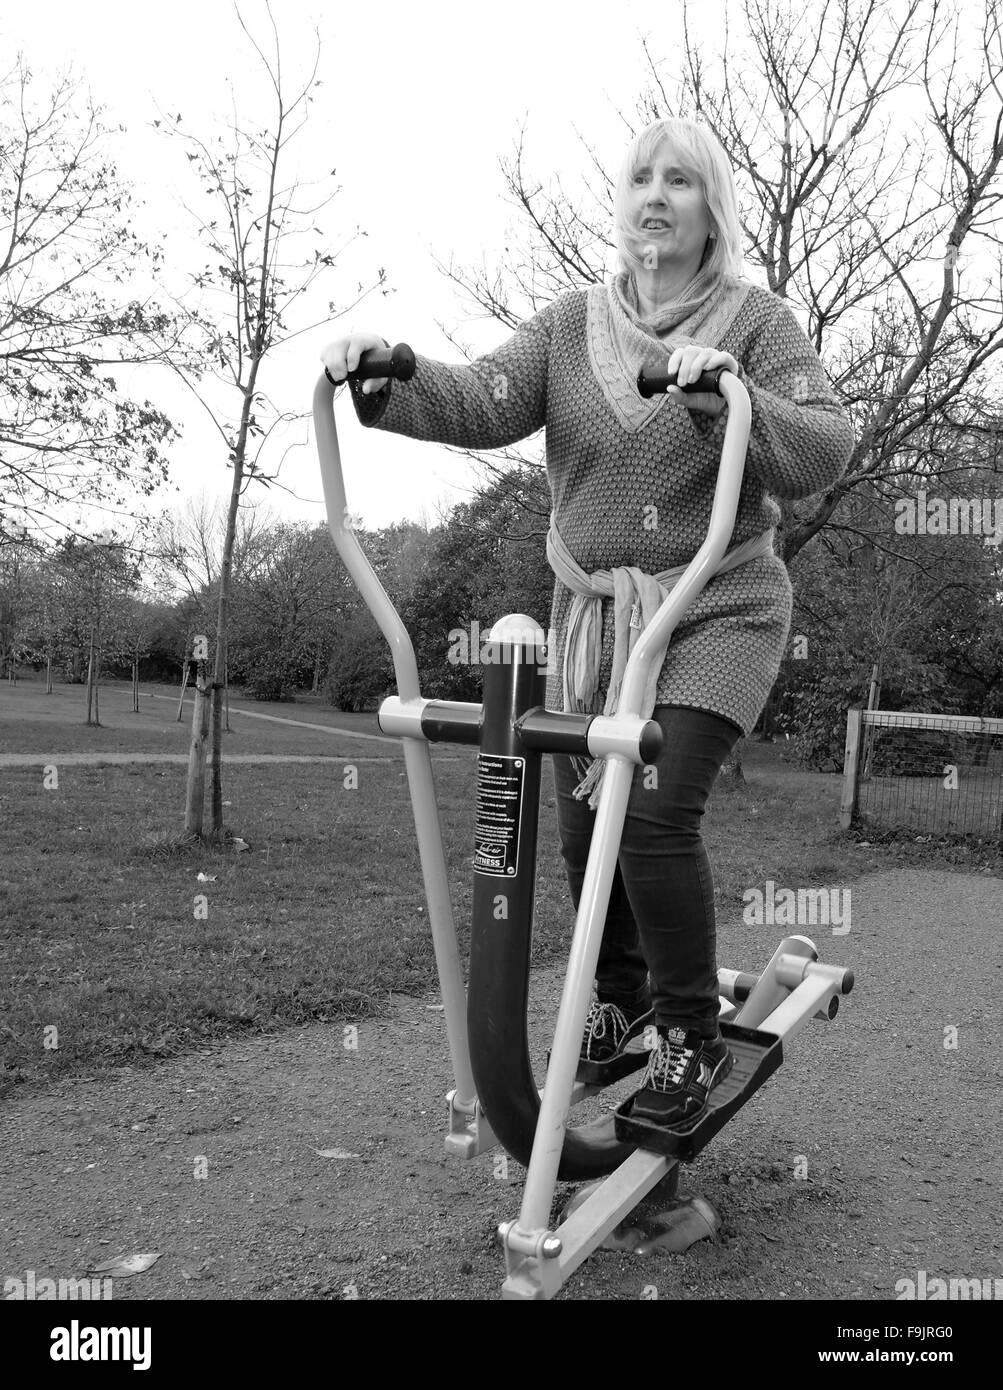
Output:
top-left (2, 674), bottom-right (984, 1099)
top-left (0, 676), bottom-right (388, 757)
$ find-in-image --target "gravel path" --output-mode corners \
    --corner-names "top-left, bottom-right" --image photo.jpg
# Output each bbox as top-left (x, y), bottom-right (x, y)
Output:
top-left (2, 867), bottom-right (999, 1302)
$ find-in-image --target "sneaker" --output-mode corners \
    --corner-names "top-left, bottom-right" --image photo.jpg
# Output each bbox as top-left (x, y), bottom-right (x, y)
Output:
top-left (629, 1026), bottom-right (734, 1128)
top-left (577, 998), bottom-right (654, 1082)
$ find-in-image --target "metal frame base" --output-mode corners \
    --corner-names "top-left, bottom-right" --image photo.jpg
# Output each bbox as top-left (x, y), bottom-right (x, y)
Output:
top-left (493, 940), bottom-right (853, 1299)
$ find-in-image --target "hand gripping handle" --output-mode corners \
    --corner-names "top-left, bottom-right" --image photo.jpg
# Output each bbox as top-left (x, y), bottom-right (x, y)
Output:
top-left (324, 341), bottom-right (416, 388)
top-left (637, 364), bottom-right (727, 398)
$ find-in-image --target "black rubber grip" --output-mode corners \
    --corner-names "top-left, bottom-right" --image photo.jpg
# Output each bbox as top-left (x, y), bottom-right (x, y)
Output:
top-left (637, 364), bottom-right (726, 399)
top-left (325, 342), bottom-right (416, 387)
top-left (355, 342), bottom-right (416, 381)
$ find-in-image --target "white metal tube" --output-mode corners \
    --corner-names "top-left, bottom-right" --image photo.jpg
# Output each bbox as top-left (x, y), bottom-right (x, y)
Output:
top-left (377, 696), bottom-right (429, 739)
top-left (516, 372), bottom-right (752, 1238)
top-left (586, 713), bottom-right (658, 763)
top-left (733, 935), bottom-right (817, 1030)
top-left (759, 974), bottom-right (837, 1043)
top-left (313, 376), bottom-right (422, 703)
top-left (517, 754), bottom-right (636, 1232)
top-left (400, 737), bottom-right (477, 1103)
top-left (616, 374), bottom-right (752, 718)
top-left (554, 1149), bottom-right (672, 1282)
top-left (312, 373), bottom-right (476, 1106)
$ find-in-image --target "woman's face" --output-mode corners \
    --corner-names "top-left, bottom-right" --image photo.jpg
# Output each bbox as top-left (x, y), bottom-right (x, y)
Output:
top-left (628, 140), bottom-right (712, 271)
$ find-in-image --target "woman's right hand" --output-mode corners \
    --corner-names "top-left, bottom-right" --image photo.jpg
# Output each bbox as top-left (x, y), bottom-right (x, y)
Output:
top-left (320, 332), bottom-right (388, 394)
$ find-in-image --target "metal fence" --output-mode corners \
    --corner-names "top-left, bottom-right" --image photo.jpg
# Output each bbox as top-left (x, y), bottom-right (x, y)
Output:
top-left (840, 710), bottom-right (1003, 838)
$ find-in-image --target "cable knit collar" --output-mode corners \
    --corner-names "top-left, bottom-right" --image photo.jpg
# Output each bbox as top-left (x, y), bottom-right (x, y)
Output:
top-left (586, 274), bottom-right (753, 432)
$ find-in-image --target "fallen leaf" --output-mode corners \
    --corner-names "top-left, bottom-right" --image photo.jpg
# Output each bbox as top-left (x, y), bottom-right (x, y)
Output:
top-left (86, 1252), bottom-right (162, 1278)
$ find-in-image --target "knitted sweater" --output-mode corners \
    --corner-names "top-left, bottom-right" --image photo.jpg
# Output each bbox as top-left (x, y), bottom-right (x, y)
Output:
top-left (349, 282), bottom-right (854, 736)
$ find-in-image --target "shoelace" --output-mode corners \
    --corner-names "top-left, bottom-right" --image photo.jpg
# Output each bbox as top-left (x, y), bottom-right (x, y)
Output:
top-left (647, 1035), bottom-right (693, 1088)
top-left (584, 1001), bottom-right (629, 1049)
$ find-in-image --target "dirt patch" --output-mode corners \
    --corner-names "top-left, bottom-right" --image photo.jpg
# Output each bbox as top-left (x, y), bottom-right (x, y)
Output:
top-left (2, 868), bottom-right (999, 1302)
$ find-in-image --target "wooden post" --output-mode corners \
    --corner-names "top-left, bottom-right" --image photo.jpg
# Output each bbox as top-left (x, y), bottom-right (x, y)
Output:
top-left (840, 707), bottom-right (863, 831)
top-left (132, 655), bottom-right (140, 713)
top-left (866, 664), bottom-right (881, 710)
top-left (184, 659), bottom-right (212, 836)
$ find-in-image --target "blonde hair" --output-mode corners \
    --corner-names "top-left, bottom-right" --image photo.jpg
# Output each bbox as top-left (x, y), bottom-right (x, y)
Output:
top-left (612, 118), bottom-right (743, 282)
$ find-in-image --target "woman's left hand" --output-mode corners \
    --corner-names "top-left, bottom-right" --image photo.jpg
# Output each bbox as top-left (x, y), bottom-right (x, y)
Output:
top-left (664, 346), bottom-right (740, 417)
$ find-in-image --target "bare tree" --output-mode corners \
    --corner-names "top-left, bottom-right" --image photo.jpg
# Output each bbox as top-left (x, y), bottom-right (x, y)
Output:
top-left (51, 533), bottom-right (140, 724)
top-left (158, 3), bottom-right (382, 839)
top-left (664, 0), bottom-right (1003, 560)
top-left (0, 537), bottom-right (33, 681)
top-left (148, 494), bottom-right (277, 605)
top-left (0, 58), bottom-right (185, 545)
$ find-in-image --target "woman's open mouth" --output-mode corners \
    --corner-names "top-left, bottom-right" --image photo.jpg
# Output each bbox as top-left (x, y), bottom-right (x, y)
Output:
top-left (641, 219), bottom-right (672, 232)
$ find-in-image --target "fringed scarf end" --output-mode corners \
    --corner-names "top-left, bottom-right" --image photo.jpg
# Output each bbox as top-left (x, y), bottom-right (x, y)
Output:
top-left (571, 756), bottom-right (606, 810)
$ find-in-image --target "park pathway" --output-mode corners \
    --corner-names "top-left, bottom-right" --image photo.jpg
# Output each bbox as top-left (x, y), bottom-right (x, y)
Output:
top-left (1, 866), bottom-right (1000, 1302)
top-left (140, 690), bottom-right (398, 744)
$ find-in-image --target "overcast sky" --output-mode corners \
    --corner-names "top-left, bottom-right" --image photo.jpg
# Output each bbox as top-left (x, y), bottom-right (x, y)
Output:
top-left (7, 0), bottom-right (976, 552)
top-left (4, 0), bottom-right (719, 540)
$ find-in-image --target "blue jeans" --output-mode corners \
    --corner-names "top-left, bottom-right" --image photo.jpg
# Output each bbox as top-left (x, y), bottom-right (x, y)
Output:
top-left (552, 705), bottom-right (743, 1037)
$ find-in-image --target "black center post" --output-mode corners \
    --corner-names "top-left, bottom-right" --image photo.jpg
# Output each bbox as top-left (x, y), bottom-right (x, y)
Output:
top-left (467, 621), bottom-right (638, 1181)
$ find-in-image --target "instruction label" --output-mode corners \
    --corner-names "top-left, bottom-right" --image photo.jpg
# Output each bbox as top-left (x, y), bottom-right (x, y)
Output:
top-left (473, 754), bottom-right (524, 876)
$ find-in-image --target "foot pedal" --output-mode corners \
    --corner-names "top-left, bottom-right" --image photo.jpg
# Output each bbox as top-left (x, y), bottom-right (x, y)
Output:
top-left (613, 1023), bottom-right (783, 1162)
top-left (548, 1041), bottom-right (651, 1088)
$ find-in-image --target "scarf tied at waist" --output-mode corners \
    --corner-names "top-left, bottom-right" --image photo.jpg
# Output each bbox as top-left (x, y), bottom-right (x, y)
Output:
top-left (546, 517), bottom-right (776, 808)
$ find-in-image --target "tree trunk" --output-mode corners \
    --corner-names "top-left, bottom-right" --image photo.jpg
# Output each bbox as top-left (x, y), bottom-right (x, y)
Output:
top-left (176, 660), bottom-right (190, 722)
top-left (85, 631), bottom-right (96, 725)
top-left (312, 649), bottom-right (321, 694)
top-left (132, 656), bottom-right (140, 712)
top-left (93, 648), bottom-right (100, 726)
top-left (224, 644), bottom-right (230, 733)
top-left (46, 649), bottom-right (53, 694)
top-left (209, 449), bottom-right (248, 841)
top-left (184, 659), bottom-right (212, 836)
top-left (860, 662), bottom-right (882, 781)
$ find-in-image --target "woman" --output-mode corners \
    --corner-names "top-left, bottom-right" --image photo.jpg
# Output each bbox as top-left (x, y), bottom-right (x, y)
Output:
top-left (321, 118), bottom-right (854, 1130)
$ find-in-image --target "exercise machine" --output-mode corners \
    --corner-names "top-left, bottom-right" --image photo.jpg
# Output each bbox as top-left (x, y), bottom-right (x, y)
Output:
top-left (313, 348), bottom-right (854, 1300)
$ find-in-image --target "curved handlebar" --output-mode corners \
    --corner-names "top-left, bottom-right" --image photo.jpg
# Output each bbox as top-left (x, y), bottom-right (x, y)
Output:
top-left (637, 364), bottom-right (727, 398)
top-left (324, 341), bottom-right (416, 389)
